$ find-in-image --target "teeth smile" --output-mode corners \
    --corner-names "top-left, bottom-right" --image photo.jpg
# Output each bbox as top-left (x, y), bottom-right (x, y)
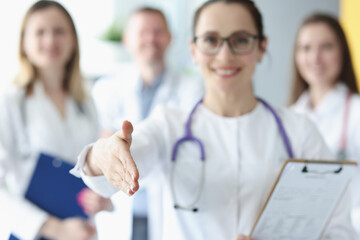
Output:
top-left (215, 69), bottom-right (237, 75)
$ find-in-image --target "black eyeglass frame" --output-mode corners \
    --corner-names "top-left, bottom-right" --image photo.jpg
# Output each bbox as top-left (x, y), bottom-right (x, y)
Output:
top-left (193, 31), bottom-right (260, 55)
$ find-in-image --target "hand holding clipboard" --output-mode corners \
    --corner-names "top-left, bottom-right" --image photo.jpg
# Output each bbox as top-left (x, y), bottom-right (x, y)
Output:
top-left (10, 153), bottom-right (95, 240)
top-left (250, 159), bottom-right (358, 240)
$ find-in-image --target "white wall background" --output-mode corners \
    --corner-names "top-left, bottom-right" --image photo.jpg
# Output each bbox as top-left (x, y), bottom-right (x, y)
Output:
top-left (0, 0), bottom-right (339, 106)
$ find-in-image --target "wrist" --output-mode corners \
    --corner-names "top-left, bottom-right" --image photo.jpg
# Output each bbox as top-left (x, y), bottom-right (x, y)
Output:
top-left (84, 146), bottom-right (102, 176)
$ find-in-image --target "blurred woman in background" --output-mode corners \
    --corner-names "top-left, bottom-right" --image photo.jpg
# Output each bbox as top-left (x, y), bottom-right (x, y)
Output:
top-left (0, 1), bottom-right (105, 239)
top-left (289, 13), bottom-right (360, 237)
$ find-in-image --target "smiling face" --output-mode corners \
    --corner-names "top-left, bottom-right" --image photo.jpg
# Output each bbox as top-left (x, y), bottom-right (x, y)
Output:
top-left (124, 11), bottom-right (171, 66)
top-left (295, 22), bottom-right (342, 90)
top-left (22, 7), bottom-right (75, 71)
top-left (190, 2), bottom-right (266, 95)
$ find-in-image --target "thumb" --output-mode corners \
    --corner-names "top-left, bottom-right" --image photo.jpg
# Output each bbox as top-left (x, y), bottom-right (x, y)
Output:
top-left (117, 120), bottom-right (133, 144)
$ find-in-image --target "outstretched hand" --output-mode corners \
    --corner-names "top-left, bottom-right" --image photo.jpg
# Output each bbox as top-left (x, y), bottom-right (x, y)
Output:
top-left (86, 120), bottom-right (139, 196)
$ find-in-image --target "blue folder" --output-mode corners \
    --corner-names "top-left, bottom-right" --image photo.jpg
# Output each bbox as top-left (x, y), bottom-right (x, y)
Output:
top-left (10, 153), bottom-right (88, 240)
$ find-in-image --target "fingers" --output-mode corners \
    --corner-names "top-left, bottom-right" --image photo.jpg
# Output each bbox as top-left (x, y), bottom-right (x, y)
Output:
top-left (99, 125), bottom-right (139, 195)
top-left (105, 148), bottom-right (139, 195)
top-left (77, 189), bottom-right (113, 215)
top-left (82, 220), bottom-right (96, 237)
top-left (61, 218), bottom-right (96, 240)
top-left (236, 234), bottom-right (254, 240)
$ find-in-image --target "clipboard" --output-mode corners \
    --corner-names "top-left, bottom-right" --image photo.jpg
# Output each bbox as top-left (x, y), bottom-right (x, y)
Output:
top-left (250, 159), bottom-right (358, 240)
top-left (24, 152), bottom-right (89, 219)
top-left (10, 153), bottom-right (89, 240)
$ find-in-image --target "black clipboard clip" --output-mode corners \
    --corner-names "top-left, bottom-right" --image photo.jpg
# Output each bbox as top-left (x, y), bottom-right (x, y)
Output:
top-left (302, 163), bottom-right (343, 174)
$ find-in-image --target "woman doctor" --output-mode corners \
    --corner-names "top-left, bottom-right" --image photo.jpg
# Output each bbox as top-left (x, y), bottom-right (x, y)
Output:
top-left (72, 1), bottom-right (356, 239)
top-left (0, 1), bottom-right (103, 239)
top-left (289, 13), bottom-right (360, 236)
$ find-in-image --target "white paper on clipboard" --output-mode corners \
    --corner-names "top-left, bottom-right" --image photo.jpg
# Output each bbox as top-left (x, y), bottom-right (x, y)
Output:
top-left (250, 159), bottom-right (358, 240)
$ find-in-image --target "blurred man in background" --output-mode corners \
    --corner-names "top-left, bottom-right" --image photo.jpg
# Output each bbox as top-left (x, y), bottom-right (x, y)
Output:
top-left (91, 7), bottom-right (204, 240)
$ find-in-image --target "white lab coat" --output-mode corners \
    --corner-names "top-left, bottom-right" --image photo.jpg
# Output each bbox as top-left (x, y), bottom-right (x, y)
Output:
top-left (91, 63), bottom-right (204, 240)
top-left (0, 82), bottom-right (99, 240)
top-left (291, 82), bottom-right (360, 236)
top-left (72, 102), bottom-right (357, 240)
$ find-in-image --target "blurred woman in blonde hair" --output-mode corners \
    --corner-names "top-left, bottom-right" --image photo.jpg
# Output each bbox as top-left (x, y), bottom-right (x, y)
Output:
top-left (0, 1), bottom-right (106, 239)
top-left (15, 1), bottom-right (85, 103)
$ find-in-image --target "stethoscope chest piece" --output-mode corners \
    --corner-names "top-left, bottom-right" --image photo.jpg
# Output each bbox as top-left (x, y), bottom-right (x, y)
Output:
top-left (170, 99), bottom-right (205, 212)
top-left (170, 160), bottom-right (205, 212)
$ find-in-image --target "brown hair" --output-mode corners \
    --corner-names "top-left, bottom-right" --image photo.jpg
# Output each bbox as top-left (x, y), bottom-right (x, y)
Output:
top-left (192, 0), bottom-right (265, 47)
top-left (14, 0), bottom-right (86, 103)
top-left (288, 13), bottom-right (358, 105)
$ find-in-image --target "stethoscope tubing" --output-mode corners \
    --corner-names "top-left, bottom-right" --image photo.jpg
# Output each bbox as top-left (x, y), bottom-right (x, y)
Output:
top-left (337, 92), bottom-right (352, 160)
top-left (170, 97), bottom-right (294, 212)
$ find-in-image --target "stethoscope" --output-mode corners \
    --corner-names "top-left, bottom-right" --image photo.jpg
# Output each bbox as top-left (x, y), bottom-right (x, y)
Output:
top-left (336, 92), bottom-right (352, 160)
top-left (170, 98), bottom-right (294, 212)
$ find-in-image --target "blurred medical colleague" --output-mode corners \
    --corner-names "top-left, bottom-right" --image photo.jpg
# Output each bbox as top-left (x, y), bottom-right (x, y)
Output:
top-left (72, 1), bottom-right (357, 239)
top-left (0, 1), bottom-right (102, 239)
top-left (89, 6), bottom-right (204, 240)
top-left (289, 13), bottom-right (360, 237)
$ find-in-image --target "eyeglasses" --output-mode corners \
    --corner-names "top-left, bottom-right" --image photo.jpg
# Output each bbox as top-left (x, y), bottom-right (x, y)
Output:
top-left (193, 31), bottom-right (259, 55)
